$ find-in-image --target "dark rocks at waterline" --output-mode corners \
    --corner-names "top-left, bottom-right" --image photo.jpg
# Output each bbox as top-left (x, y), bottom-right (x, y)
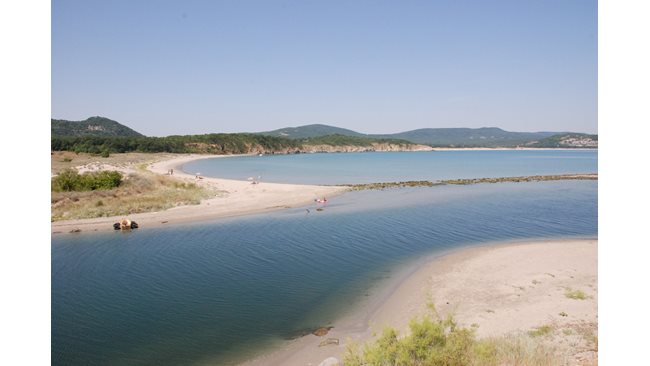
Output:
top-left (282, 326), bottom-right (333, 340)
top-left (312, 326), bottom-right (334, 336)
top-left (344, 173), bottom-right (598, 191)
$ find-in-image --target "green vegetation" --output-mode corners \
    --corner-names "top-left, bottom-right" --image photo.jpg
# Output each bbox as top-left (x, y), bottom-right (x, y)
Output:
top-left (527, 133), bottom-right (598, 148)
top-left (52, 169), bottom-right (123, 192)
top-left (52, 116), bottom-right (144, 137)
top-left (51, 133), bottom-right (299, 154)
top-left (260, 124), bottom-right (365, 139)
top-left (51, 171), bottom-right (221, 221)
top-left (527, 325), bottom-right (554, 338)
top-left (564, 288), bottom-right (588, 300)
top-left (53, 117), bottom-right (598, 148)
top-left (260, 124), bottom-right (581, 147)
top-left (51, 133), bottom-right (422, 155)
top-left (344, 314), bottom-right (475, 366)
top-left (372, 127), bottom-right (559, 147)
top-left (300, 134), bottom-right (412, 147)
top-left (344, 313), bottom-right (560, 366)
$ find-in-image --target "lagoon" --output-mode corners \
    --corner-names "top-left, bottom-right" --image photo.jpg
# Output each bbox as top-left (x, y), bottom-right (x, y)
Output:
top-left (181, 150), bottom-right (597, 185)
top-left (52, 151), bottom-right (597, 365)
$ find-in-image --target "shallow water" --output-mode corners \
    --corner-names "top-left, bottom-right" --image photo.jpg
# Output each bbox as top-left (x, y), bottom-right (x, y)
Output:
top-left (52, 179), bottom-right (597, 365)
top-left (181, 150), bottom-right (597, 184)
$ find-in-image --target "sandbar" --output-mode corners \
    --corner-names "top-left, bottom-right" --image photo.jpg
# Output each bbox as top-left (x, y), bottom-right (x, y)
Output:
top-left (51, 154), bottom-right (348, 234)
top-left (243, 238), bottom-right (597, 366)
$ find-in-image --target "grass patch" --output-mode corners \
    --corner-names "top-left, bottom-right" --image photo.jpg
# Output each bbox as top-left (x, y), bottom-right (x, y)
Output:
top-left (473, 335), bottom-right (561, 365)
top-left (527, 325), bottom-right (554, 338)
top-left (51, 171), bottom-right (221, 221)
top-left (564, 288), bottom-right (588, 300)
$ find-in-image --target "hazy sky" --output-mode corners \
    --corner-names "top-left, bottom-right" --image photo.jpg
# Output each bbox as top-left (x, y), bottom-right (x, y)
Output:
top-left (52, 0), bottom-right (597, 136)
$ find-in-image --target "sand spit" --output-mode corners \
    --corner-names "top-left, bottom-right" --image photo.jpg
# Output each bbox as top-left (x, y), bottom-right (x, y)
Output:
top-left (244, 239), bottom-right (597, 366)
top-left (51, 154), bottom-right (348, 234)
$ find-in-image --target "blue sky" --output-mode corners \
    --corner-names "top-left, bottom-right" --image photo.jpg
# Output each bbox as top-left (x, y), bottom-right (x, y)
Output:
top-left (52, 0), bottom-right (597, 136)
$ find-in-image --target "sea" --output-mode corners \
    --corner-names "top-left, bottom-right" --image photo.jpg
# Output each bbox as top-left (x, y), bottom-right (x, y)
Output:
top-left (52, 150), bottom-right (597, 365)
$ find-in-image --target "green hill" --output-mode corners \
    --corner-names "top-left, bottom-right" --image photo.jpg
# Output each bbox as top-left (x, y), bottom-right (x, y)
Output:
top-left (259, 124), bottom-right (576, 147)
top-left (370, 128), bottom-right (561, 147)
top-left (51, 116), bottom-right (144, 137)
top-left (259, 124), bottom-right (365, 139)
top-left (526, 133), bottom-right (598, 148)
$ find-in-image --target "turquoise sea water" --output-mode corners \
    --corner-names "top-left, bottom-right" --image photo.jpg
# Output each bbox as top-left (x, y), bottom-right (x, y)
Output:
top-left (182, 150), bottom-right (597, 184)
top-left (52, 152), bottom-right (597, 365)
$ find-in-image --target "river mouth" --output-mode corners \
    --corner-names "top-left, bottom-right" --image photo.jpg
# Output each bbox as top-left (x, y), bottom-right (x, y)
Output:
top-left (52, 178), bottom-right (597, 365)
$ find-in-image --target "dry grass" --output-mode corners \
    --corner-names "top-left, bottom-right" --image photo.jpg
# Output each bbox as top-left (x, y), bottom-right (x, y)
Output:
top-left (51, 170), bottom-right (223, 221)
top-left (564, 288), bottom-right (589, 300)
top-left (51, 151), bottom-right (176, 175)
top-left (473, 334), bottom-right (563, 365)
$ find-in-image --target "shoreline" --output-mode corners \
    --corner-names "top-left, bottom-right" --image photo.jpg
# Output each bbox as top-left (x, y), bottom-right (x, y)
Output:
top-left (242, 237), bottom-right (597, 366)
top-left (51, 154), bottom-right (349, 234)
top-left (431, 147), bottom-right (597, 151)
top-left (51, 150), bottom-right (596, 235)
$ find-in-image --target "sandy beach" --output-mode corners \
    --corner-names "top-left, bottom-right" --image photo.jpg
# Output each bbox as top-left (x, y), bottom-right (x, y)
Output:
top-left (51, 154), bottom-right (348, 234)
top-left (243, 238), bottom-right (597, 366)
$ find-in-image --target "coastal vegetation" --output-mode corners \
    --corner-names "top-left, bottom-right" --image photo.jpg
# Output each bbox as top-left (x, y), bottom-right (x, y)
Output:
top-left (260, 124), bottom-right (598, 148)
top-left (50, 133), bottom-right (423, 155)
top-left (527, 133), bottom-right (598, 148)
top-left (564, 288), bottom-right (588, 300)
top-left (343, 312), bottom-right (563, 366)
top-left (52, 117), bottom-right (598, 149)
top-left (51, 166), bottom-right (220, 221)
top-left (301, 134), bottom-right (412, 147)
top-left (52, 116), bottom-right (144, 137)
top-left (52, 169), bottom-right (122, 192)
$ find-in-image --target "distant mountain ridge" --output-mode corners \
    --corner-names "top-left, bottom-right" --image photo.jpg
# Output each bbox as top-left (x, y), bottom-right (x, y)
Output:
top-left (259, 124), bottom-right (592, 147)
top-left (261, 124), bottom-right (365, 139)
top-left (51, 117), bottom-right (597, 148)
top-left (52, 116), bottom-right (144, 137)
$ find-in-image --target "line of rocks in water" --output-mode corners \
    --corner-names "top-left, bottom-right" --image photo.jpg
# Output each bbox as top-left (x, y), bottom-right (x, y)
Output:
top-left (342, 173), bottom-right (598, 191)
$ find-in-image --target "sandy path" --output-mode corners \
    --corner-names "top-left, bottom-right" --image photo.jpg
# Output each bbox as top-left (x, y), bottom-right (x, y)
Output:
top-left (51, 154), bottom-right (348, 234)
top-left (243, 239), bottom-right (597, 366)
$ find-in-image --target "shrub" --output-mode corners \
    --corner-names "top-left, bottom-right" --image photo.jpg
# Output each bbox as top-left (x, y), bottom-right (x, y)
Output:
top-left (344, 312), bottom-right (561, 365)
top-left (344, 314), bottom-right (475, 366)
top-left (52, 169), bottom-right (122, 192)
top-left (52, 169), bottom-right (80, 192)
top-left (565, 288), bottom-right (588, 300)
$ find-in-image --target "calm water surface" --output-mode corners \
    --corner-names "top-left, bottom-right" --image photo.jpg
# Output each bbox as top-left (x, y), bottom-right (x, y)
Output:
top-left (182, 150), bottom-right (597, 184)
top-left (52, 152), bottom-right (598, 365)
